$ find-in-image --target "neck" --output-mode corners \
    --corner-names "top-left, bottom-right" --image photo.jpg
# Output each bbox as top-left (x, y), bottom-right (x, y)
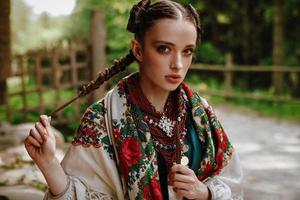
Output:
top-left (139, 76), bottom-right (170, 113)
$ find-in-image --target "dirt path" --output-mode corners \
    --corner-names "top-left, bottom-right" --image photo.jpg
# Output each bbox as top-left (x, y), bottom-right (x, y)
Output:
top-left (215, 105), bottom-right (300, 200)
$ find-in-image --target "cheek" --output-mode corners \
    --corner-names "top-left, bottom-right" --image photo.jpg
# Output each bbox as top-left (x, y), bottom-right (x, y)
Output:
top-left (184, 57), bottom-right (193, 69)
top-left (144, 52), bottom-right (169, 70)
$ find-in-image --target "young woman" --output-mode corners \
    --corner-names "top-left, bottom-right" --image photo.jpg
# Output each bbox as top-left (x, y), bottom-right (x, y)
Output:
top-left (24, 0), bottom-right (243, 199)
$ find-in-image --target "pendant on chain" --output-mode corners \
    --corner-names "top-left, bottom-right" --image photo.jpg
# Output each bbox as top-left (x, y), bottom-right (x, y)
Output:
top-left (158, 115), bottom-right (175, 137)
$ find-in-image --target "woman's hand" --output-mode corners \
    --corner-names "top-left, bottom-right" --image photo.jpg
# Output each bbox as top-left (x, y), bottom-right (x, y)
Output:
top-left (169, 164), bottom-right (211, 200)
top-left (24, 115), bottom-right (69, 196)
top-left (24, 115), bottom-right (56, 168)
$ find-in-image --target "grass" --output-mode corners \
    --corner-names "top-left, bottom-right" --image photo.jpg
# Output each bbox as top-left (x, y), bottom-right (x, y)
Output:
top-left (0, 77), bottom-right (85, 141)
top-left (205, 96), bottom-right (300, 123)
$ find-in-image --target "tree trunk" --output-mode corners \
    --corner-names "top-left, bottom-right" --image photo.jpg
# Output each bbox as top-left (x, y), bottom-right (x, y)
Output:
top-left (0, 0), bottom-right (11, 105)
top-left (241, 0), bottom-right (250, 64)
top-left (272, 0), bottom-right (284, 94)
top-left (241, 0), bottom-right (252, 90)
top-left (89, 11), bottom-right (107, 103)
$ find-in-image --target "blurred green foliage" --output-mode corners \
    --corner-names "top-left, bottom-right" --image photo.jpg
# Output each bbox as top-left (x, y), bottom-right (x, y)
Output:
top-left (195, 42), bottom-right (224, 64)
top-left (67, 0), bottom-right (137, 63)
top-left (11, 0), bottom-right (72, 54)
top-left (7, 0), bottom-right (300, 133)
top-left (12, 0), bottom-right (300, 65)
top-left (1, 77), bottom-right (84, 139)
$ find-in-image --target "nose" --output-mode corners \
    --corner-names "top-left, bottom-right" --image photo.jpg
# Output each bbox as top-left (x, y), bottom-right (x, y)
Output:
top-left (170, 53), bottom-right (183, 70)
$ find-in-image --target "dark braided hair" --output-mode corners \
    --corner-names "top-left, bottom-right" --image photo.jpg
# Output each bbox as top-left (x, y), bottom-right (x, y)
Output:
top-left (79, 0), bottom-right (202, 98)
top-left (127, 0), bottom-right (203, 43)
top-left (78, 50), bottom-right (135, 96)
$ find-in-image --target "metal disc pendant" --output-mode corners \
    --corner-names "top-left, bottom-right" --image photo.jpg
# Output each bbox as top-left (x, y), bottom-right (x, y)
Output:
top-left (180, 156), bottom-right (189, 166)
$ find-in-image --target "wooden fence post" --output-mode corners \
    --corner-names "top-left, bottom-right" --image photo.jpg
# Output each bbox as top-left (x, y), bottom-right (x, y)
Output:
top-left (20, 56), bottom-right (28, 121)
top-left (52, 48), bottom-right (62, 118)
top-left (290, 72), bottom-right (300, 97)
top-left (70, 43), bottom-right (80, 117)
top-left (90, 10), bottom-right (107, 103)
top-left (224, 53), bottom-right (233, 98)
top-left (272, 0), bottom-right (284, 95)
top-left (35, 51), bottom-right (44, 114)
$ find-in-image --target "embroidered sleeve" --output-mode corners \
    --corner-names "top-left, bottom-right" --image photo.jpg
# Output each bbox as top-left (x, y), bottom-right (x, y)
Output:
top-left (204, 152), bottom-right (244, 200)
top-left (205, 177), bottom-right (232, 200)
top-left (44, 176), bottom-right (114, 200)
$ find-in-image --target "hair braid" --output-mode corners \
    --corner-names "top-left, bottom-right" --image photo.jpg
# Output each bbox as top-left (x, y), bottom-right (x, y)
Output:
top-left (78, 50), bottom-right (136, 97)
top-left (186, 4), bottom-right (203, 43)
top-left (50, 51), bottom-right (135, 115)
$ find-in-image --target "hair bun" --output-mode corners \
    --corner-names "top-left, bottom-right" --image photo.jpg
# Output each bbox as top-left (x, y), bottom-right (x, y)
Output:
top-left (126, 4), bottom-right (139, 33)
top-left (126, 0), bottom-right (151, 33)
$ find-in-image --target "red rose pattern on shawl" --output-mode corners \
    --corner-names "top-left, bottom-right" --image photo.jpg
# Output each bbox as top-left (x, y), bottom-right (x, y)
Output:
top-left (142, 178), bottom-right (163, 200)
top-left (70, 74), bottom-right (233, 199)
top-left (119, 136), bottom-right (142, 179)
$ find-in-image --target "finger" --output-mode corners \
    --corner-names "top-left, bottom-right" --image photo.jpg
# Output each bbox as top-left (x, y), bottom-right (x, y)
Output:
top-left (172, 173), bottom-right (195, 184)
top-left (173, 181), bottom-right (191, 191)
top-left (29, 128), bottom-right (43, 144)
top-left (40, 115), bottom-right (51, 127)
top-left (40, 115), bottom-right (53, 137)
top-left (35, 122), bottom-right (48, 137)
top-left (33, 126), bottom-right (47, 141)
top-left (27, 136), bottom-right (41, 148)
top-left (24, 137), bottom-right (31, 146)
top-left (171, 164), bottom-right (193, 175)
top-left (173, 188), bottom-right (191, 198)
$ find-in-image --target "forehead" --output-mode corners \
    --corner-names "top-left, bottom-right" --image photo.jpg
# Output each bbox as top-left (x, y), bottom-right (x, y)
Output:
top-left (144, 18), bottom-right (197, 46)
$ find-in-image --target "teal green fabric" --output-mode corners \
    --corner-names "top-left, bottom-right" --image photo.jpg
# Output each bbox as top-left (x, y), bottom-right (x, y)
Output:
top-left (184, 110), bottom-right (202, 176)
top-left (157, 111), bottom-right (202, 199)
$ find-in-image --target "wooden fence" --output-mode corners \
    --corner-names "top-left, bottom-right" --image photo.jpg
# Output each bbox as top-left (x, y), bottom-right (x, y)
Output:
top-left (5, 44), bottom-right (92, 125)
top-left (189, 54), bottom-right (300, 104)
top-left (2, 10), bottom-right (108, 126)
top-left (3, 48), bottom-right (300, 126)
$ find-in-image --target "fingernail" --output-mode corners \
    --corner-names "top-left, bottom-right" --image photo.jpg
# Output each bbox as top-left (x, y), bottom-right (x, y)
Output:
top-left (47, 116), bottom-right (51, 126)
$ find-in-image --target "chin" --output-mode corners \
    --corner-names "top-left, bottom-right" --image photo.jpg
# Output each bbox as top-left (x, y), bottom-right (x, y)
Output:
top-left (163, 83), bottom-right (181, 92)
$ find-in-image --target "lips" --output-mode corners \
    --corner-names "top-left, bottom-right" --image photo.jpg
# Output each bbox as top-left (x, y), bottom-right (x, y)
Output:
top-left (165, 74), bottom-right (182, 84)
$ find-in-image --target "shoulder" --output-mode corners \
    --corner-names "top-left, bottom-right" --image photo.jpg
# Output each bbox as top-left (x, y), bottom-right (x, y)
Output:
top-left (72, 99), bottom-right (108, 148)
top-left (71, 79), bottom-right (128, 148)
top-left (181, 82), bottom-right (211, 110)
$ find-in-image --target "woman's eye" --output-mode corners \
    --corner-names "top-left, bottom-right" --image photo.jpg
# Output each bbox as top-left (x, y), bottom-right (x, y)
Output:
top-left (183, 48), bottom-right (194, 56)
top-left (157, 46), bottom-right (171, 54)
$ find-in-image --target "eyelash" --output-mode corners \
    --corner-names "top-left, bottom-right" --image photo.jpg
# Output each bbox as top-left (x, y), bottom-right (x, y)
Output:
top-left (183, 48), bottom-right (195, 56)
top-left (156, 45), bottom-right (194, 56)
top-left (157, 45), bottom-right (170, 54)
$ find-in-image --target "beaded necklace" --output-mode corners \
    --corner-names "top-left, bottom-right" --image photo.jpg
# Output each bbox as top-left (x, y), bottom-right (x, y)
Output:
top-left (127, 75), bottom-right (187, 171)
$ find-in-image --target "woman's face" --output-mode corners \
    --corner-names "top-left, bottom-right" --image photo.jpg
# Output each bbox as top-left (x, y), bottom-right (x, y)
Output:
top-left (134, 18), bottom-right (197, 93)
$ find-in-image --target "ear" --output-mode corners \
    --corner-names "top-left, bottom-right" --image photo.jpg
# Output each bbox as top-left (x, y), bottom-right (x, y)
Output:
top-left (131, 39), bottom-right (143, 62)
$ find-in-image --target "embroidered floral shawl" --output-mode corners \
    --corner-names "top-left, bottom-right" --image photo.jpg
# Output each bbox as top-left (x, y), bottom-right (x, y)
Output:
top-left (71, 74), bottom-right (234, 200)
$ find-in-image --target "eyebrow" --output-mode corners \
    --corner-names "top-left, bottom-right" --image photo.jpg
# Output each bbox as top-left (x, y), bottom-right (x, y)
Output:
top-left (153, 40), bottom-right (196, 48)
